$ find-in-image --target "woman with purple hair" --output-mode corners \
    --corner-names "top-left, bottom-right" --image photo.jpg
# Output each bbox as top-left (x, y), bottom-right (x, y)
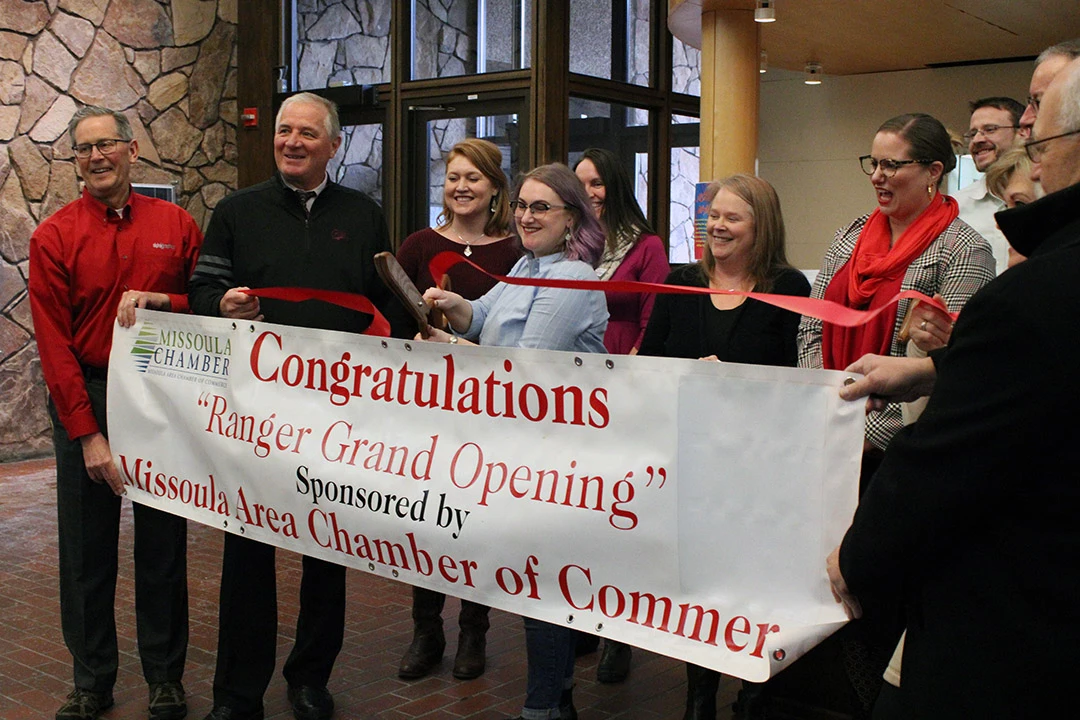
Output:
top-left (422, 163), bottom-right (608, 355)
top-left (421, 163), bottom-right (607, 719)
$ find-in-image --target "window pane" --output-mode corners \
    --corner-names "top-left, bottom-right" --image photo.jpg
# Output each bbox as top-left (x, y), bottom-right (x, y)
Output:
top-left (570, 0), bottom-right (651, 87)
top-left (296, 1), bottom-right (392, 90)
top-left (329, 124), bottom-right (384, 204)
top-left (672, 35), bottom-right (701, 97)
top-left (669, 113), bottom-right (700, 264)
top-left (424, 115), bottom-right (522, 226)
top-left (568, 99), bottom-right (651, 221)
top-left (412, 0), bottom-right (532, 80)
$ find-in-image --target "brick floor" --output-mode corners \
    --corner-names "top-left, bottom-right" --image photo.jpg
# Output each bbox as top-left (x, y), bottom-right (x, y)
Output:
top-left (0, 458), bottom-right (741, 719)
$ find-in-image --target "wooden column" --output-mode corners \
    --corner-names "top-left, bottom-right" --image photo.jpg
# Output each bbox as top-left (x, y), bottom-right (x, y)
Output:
top-left (236, 0), bottom-right (280, 188)
top-left (530, 0), bottom-right (570, 167)
top-left (699, 6), bottom-right (759, 180)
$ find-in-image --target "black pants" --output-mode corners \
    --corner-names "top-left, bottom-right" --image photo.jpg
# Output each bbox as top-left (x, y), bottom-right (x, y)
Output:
top-left (411, 586), bottom-right (490, 636)
top-left (51, 379), bottom-right (188, 692)
top-left (212, 534), bottom-right (346, 712)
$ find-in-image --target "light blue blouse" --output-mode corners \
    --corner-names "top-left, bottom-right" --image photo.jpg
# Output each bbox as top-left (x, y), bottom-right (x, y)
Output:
top-left (464, 252), bottom-right (608, 353)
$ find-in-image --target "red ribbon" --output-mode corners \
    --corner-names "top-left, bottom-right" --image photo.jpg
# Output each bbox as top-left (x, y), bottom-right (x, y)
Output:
top-left (428, 251), bottom-right (954, 328)
top-left (241, 251), bottom-right (954, 340)
top-left (244, 287), bottom-right (391, 337)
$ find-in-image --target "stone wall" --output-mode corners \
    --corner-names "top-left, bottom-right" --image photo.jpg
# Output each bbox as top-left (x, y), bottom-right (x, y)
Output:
top-left (0, 0), bottom-right (239, 461)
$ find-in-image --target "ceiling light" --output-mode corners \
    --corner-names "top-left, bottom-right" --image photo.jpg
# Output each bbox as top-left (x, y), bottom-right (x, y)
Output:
top-left (760, 50), bottom-right (768, 74)
top-left (804, 62), bottom-right (823, 85)
top-left (755, 1), bottom-right (776, 23)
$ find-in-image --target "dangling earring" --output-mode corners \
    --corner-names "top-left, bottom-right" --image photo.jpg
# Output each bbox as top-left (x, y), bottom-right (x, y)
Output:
top-left (489, 194), bottom-right (497, 213)
top-left (927, 183), bottom-right (934, 198)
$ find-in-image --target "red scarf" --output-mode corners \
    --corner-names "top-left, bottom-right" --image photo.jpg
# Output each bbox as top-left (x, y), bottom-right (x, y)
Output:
top-left (821, 194), bottom-right (958, 370)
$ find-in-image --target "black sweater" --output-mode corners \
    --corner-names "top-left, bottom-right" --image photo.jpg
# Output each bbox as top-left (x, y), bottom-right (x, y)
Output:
top-left (639, 264), bottom-right (810, 366)
top-left (189, 175), bottom-right (406, 335)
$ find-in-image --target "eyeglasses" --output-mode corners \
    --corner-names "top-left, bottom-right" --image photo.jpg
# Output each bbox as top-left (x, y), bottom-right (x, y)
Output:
top-left (961, 124), bottom-right (1020, 142)
top-left (859, 156), bottom-right (932, 178)
top-left (72, 139), bottom-right (130, 158)
top-left (1026, 95), bottom-right (1041, 113)
top-left (511, 199), bottom-right (569, 217)
top-left (1024, 127), bottom-right (1080, 162)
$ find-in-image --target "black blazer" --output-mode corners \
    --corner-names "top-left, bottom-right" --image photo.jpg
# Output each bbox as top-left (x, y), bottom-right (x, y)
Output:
top-left (840, 183), bottom-right (1080, 717)
top-left (639, 264), bottom-right (810, 366)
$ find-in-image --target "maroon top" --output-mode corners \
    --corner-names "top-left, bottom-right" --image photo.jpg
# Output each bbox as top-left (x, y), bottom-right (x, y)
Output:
top-left (397, 227), bottom-right (522, 299)
top-left (603, 234), bottom-right (669, 354)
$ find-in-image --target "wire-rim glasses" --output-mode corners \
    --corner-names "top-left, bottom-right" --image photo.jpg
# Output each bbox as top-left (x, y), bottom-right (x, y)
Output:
top-left (1024, 128), bottom-right (1080, 163)
top-left (72, 139), bottom-right (130, 158)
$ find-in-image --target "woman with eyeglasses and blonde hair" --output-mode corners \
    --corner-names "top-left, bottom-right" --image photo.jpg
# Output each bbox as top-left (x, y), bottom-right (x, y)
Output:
top-left (420, 163), bottom-right (606, 720)
top-left (395, 138), bottom-right (522, 682)
top-left (793, 112), bottom-right (995, 718)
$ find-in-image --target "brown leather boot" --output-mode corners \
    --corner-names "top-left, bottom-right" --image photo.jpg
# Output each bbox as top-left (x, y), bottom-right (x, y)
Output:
top-left (398, 630), bottom-right (446, 679)
top-left (399, 587), bottom-right (447, 679)
top-left (452, 631), bottom-right (486, 679)
top-left (452, 599), bottom-right (491, 679)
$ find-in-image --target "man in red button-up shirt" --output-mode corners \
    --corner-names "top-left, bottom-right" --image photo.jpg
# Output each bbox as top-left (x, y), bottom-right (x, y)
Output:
top-left (28, 106), bottom-right (202, 720)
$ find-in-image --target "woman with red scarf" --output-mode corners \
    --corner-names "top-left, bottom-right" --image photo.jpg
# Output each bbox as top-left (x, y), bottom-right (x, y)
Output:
top-left (793, 113), bottom-right (995, 718)
top-left (798, 113), bottom-right (995, 461)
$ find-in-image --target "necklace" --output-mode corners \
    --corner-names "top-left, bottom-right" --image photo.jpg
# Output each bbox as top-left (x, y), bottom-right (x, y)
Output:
top-left (455, 228), bottom-right (486, 257)
top-left (709, 275), bottom-right (753, 292)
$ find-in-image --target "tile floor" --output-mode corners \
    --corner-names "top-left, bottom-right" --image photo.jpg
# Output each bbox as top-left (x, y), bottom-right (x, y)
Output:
top-left (0, 457), bottom-right (740, 719)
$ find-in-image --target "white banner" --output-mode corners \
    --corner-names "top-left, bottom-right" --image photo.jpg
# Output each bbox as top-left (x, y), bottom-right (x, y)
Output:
top-left (107, 310), bottom-right (863, 681)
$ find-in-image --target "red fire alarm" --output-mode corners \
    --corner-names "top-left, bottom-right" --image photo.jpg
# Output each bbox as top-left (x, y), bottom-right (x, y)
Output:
top-left (241, 107), bottom-right (258, 128)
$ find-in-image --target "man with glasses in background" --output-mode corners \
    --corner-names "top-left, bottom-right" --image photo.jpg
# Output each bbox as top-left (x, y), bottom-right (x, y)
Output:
top-left (29, 106), bottom-right (202, 720)
top-left (952, 97), bottom-right (1025, 275)
top-left (1019, 39), bottom-right (1080, 136)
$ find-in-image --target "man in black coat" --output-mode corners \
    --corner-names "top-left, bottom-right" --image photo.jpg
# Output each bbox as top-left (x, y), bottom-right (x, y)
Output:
top-left (190, 92), bottom-right (401, 720)
top-left (827, 57), bottom-right (1080, 717)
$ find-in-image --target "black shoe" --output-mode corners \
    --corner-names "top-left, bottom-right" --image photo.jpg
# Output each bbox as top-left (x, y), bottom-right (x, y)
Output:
top-left (203, 706), bottom-right (265, 720)
top-left (682, 663), bottom-right (719, 720)
top-left (597, 640), bottom-right (632, 683)
top-left (287, 685), bottom-right (334, 720)
top-left (560, 686), bottom-right (578, 720)
top-left (56, 689), bottom-right (114, 720)
top-left (148, 681), bottom-right (187, 720)
top-left (452, 631), bottom-right (487, 679)
top-left (733, 681), bottom-right (772, 719)
top-left (574, 633), bottom-right (600, 657)
top-left (398, 630), bottom-right (446, 679)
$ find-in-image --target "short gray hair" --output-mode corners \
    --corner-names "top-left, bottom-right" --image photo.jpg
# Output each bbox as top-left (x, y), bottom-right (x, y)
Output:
top-left (275, 92), bottom-right (341, 141)
top-left (1036, 39), bottom-right (1080, 67)
top-left (67, 106), bottom-right (133, 146)
top-left (1057, 58), bottom-right (1080, 132)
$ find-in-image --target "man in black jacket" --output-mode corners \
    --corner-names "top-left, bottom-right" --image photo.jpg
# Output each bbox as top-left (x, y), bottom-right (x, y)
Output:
top-left (827, 58), bottom-right (1080, 717)
top-left (190, 92), bottom-right (399, 720)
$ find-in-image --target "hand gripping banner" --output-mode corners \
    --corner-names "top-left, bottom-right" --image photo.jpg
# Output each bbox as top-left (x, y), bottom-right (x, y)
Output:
top-left (108, 311), bottom-right (864, 681)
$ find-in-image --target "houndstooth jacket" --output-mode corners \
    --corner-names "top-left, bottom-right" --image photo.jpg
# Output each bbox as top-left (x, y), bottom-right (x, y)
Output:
top-left (797, 214), bottom-right (996, 451)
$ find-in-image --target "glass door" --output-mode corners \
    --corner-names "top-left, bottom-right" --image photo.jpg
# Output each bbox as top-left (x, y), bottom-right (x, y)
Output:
top-left (406, 96), bottom-right (528, 234)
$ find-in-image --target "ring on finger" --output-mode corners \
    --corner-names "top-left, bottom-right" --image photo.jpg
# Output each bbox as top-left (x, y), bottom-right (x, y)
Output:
top-left (920, 319), bottom-right (928, 330)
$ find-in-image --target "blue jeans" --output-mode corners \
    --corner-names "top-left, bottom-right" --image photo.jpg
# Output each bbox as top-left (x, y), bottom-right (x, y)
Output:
top-left (521, 617), bottom-right (576, 719)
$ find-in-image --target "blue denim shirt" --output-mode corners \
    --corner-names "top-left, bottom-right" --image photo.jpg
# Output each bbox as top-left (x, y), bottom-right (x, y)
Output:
top-left (465, 252), bottom-right (608, 353)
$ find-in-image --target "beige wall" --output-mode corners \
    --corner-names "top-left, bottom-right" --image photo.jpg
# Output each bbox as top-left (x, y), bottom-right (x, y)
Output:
top-left (756, 61), bottom-right (1032, 270)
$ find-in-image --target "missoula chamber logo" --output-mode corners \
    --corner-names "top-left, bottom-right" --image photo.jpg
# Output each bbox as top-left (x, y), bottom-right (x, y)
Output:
top-left (131, 320), bottom-right (232, 386)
